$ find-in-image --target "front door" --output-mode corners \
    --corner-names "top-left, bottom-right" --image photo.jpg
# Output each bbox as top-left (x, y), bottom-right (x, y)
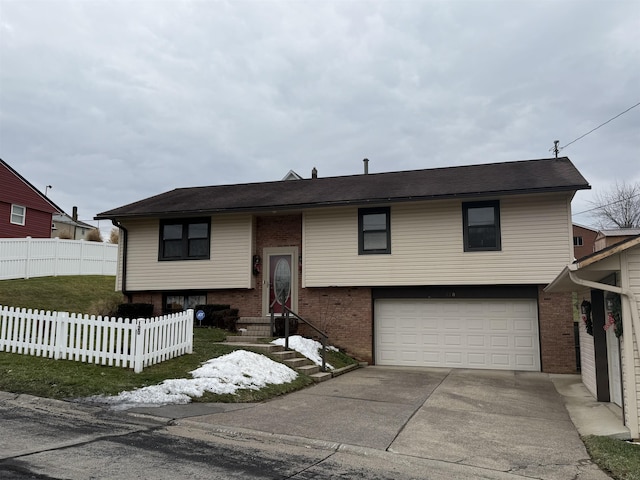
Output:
top-left (264, 249), bottom-right (297, 315)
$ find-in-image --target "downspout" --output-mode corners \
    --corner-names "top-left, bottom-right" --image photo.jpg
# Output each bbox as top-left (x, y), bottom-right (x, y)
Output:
top-left (568, 268), bottom-right (640, 438)
top-left (111, 219), bottom-right (131, 303)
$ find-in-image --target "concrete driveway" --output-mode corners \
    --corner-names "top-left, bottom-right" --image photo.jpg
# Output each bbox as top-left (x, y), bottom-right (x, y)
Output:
top-left (131, 367), bottom-right (610, 479)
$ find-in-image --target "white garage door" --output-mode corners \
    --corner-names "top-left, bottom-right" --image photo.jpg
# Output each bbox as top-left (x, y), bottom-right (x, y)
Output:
top-left (375, 298), bottom-right (540, 371)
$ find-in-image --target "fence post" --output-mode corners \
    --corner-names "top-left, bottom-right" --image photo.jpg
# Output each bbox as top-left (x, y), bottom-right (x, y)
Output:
top-left (186, 309), bottom-right (194, 354)
top-left (25, 237), bottom-right (32, 279)
top-left (133, 318), bottom-right (144, 373)
top-left (102, 241), bottom-right (107, 275)
top-left (53, 237), bottom-right (60, 277)
top-left (79, 240), bottom-right (85, 275)
top-left (54, 311), bottom-right (67, 360)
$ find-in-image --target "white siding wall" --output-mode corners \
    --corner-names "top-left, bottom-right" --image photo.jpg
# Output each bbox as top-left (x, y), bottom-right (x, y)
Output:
top-left (303, 193), bottom-right (573, 287)
top-left (579, 318), bottom-right (598, 398)
top-left (121, 215), bottom-right (253, 290)
top-left (623, 247), bottom-right (640, 431)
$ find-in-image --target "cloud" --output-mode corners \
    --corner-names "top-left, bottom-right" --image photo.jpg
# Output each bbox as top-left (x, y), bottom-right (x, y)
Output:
top-left (1, 0), bottom-right (638, 229)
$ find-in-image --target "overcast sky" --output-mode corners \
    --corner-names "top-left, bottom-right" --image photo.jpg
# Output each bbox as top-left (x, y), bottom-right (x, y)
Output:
top-left (1, 0), bottom-right (638, 236)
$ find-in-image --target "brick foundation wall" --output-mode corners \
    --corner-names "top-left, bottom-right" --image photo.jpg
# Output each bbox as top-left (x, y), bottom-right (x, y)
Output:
top-left (538, 285), bottom-right (577, 373)
top-left (298, 287), bottom-right (373, 364)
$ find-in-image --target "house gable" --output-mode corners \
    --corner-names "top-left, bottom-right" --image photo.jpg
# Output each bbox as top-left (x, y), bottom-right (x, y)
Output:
top-left (0, 159), bottom-right (61, 238)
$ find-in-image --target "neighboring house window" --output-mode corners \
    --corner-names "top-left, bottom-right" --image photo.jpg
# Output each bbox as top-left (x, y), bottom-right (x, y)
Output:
top-left (573, 236), bottom-right (583, 246)
top-left (358, 207), bottom-right (391, 254)
top-left (164, 293), bottom-right (206, 313)
top-left (10, 204), bottom-right (26, 225)
top-left (159, 218), bottom-right (210, 260)
top-left (463, 201), bottom-right (501, 251)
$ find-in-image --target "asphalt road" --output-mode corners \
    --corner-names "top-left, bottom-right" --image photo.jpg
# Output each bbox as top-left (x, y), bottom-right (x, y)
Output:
top-left (0, 391), bottom-right (520, 480)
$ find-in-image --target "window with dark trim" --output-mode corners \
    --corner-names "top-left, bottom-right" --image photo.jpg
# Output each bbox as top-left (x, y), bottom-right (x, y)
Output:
top-left (462, 201), bottom-right (501, 251)
top-left (159, 218), bottom-right (210, 260)
top-left (358, 207), bottom-right (391, 254)
top-left (10, 204), bottom-right (26, 225)
top-left (573, 236), bottom-right (583, 246)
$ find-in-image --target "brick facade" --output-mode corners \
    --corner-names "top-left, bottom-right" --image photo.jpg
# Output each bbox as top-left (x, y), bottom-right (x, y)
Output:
top-left (298, 286), bottom-right (372, 363)
top-left (537, 285), bottom-right (577, 373)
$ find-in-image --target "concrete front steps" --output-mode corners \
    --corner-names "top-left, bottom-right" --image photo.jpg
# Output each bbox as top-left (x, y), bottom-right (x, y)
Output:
top-left (236, 317), bottom-right (272, 338)
top-left (224, 335), bottom-right (360, 383)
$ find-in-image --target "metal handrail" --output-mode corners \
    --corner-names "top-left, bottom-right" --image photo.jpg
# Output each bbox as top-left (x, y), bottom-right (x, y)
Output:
top-left (270, 303), bottom-right (329, 372)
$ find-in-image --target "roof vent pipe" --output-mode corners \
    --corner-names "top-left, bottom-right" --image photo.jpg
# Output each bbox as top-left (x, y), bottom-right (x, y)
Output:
top-left (363, 158), bottom-right (369, 174)
top-left (312, 167), bottom-right (317, 179)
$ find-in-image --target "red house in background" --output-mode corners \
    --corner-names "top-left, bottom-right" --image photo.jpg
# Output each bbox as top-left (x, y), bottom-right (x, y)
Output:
top-left (0, 158), bottom-right (61, 238)
top-left (572, 223), bottom-right (598, 260)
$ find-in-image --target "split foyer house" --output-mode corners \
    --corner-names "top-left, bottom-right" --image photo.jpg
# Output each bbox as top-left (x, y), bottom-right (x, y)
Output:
top-left (0, 158), bottom-right (61, 238)
top-left (96, 157), bottom-right (590, 374)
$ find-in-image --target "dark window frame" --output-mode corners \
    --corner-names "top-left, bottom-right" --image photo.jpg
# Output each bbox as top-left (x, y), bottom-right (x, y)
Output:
top-left (462, 200), bottom-right (501, 252)
top-left (158, 218), bottom-right (211, 261)
top-left (358, 207), bottom-right (391, 255)
top-left (573, 236), bottom-right (583, 246)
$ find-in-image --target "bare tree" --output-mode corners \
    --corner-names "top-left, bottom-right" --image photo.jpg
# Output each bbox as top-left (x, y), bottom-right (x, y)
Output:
top-left (590, 181), bottom-right (640, 229)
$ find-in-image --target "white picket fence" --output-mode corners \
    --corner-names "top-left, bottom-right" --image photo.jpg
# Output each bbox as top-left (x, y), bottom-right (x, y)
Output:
top-left (0, 306), bottom-right (193, 373)
top-left (0, 237), bottom-right (118, 280)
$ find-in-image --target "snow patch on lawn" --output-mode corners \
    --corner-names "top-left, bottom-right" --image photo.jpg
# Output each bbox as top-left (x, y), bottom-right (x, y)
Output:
top-left (85, 350), bottom-right (298, 410)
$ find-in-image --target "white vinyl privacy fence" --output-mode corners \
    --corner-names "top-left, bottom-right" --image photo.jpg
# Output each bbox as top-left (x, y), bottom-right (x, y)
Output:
top-left (0, 237), bottom-right (118, 280)
top-left (0, 306), bottom-right (193, 373)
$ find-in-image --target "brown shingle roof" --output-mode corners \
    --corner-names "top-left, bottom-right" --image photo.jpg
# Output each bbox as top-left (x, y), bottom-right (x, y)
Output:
top-left (96, 157), bottom-right (590, 219)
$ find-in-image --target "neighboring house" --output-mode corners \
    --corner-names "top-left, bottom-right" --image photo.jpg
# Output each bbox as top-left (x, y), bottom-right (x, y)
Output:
top-left (0, 158), bottom-right (61, 238)
top-left (96, 156), bottom-right (590, 373)
top-left (594, 228), bottom-right (640, 252)
top-left (572, 223), bottom-right (598, 260)
top-left (52, 207), bottom-right (95, 240)
top-left (546, 234), bottom-right (640, 439)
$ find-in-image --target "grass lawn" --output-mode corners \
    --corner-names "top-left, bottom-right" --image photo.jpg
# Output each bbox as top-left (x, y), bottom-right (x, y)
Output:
top-left (583, 436), bottom-right (640, 480)
top-left (0, 275), bottom-right (352, 402)
top-left (0, 275), bottom-right (124, 314)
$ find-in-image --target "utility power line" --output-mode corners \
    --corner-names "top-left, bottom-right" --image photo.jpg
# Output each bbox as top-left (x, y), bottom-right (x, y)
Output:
top-left (572, 191), bottom-right (640, 217)
top-left (551, 101), bottom-right (640, 156)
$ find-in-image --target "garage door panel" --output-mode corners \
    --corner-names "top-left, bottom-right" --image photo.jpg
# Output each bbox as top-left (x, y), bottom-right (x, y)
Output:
top-left (467, 335), bottom-right (485, 347)
top-left (375, 298), bottom-right (540, 371)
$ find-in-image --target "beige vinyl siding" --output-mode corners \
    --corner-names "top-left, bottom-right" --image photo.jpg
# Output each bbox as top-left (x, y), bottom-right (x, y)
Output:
top-left (122, 215), bottom-right (253, 291)
top-left (579, 320), bottom-right (597, 398)
top-left (624, 248), bottom-right (640, 430)
top-left (303, 193), bottom-right (573, 287)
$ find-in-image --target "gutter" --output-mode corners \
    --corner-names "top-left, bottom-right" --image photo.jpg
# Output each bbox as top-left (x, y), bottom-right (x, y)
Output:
top-left (567, 266), bottom-right (640, 439)
top-left (111, 219), bottom-right (131, 303)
